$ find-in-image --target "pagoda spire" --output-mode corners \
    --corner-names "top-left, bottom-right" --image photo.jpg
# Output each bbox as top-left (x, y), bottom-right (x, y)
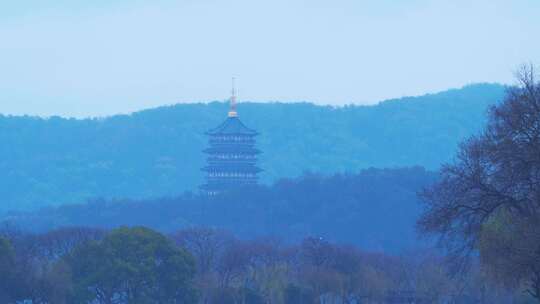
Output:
top-left (228, 77), bottom-right (238, 117)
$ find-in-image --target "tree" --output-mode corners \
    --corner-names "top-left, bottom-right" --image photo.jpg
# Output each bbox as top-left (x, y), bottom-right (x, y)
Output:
top-left (36, 227), bottom-right (105, 261)
top-left (480, 213), bottom-right (540, 299)
top-left (171, 227), bottom-right (234, 304)
top-left (418, 65), bottom-right (540, 301)
top-left (67, 226), bottom-right (198, 304)
top-left (284, 284), bottom-right (316, 304)
top-left (171, 227), bottom-right (233, 275)
top-left (0, 227), bottom-right (104, 304)
top-left (216, 240), bottom-right (251, 289)
top-left (0, 237), bottom-right (17, 303)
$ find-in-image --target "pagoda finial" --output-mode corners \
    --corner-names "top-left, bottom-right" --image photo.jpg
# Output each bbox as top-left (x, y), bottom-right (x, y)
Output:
top-left (228, 77), bottom-right (238, 117)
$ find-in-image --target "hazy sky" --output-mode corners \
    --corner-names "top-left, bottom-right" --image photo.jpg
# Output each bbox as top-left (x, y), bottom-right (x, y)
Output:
top-left (1, 0), bottom-right (539, 117)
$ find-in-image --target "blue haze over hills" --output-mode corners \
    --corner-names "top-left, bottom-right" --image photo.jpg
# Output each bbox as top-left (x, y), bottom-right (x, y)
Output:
top-left (0, 83), bottom-right (505, 213)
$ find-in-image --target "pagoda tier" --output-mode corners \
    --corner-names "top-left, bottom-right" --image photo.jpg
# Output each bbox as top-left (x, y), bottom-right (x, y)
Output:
top-left (200, 115), bottom-right (262, 195)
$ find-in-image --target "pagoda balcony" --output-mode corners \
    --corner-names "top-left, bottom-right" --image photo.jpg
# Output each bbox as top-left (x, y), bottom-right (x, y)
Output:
top-left (209, 138), bottom-right (256, 144)
top-left (204, 169), bottom-right (262, 177)
top-left (203, 147), bottom-right (261, 154)
top-left (206, 175), bottom-right (259, 182)
top-left (206, 156), bottom-right (258, 161)
top-left (203, 168), bottom-right (263, 174)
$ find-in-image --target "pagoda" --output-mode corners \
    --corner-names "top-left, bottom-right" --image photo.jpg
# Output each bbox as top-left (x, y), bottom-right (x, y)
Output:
top-left (200, 80), bottom-right (262, 195)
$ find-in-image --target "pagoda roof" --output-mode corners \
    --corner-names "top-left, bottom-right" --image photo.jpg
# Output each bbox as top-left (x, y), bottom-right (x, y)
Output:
top-left (199, 181), bottom-right (258, 191)
top-left (206, 116), bottom-right (258, 136)
top-left (202, 163), bottom-right (263, 172)
top-left (203, 146), bottom-right (261, 154)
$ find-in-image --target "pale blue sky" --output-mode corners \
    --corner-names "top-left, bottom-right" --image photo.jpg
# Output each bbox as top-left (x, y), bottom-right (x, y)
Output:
top-left (0, 0), bottom-right (539, 117)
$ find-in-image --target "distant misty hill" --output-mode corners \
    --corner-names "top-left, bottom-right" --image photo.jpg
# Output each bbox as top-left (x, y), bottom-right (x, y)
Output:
top-left (0, 83), bottom-right (505, 212)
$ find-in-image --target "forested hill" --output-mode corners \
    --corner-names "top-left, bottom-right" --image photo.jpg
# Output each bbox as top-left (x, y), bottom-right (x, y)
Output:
top-left (5, 168), bottom-right (437, 252)
top-left (0, 83), bottom-right (505, 212)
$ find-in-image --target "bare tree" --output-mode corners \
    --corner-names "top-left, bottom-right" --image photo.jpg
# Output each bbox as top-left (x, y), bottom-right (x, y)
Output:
top-left (171, 227), bottom-right (234, 275)
top-left (418, 65), bottom-right (540, 301)
top-left (170, 227), bottom-right (235, 304)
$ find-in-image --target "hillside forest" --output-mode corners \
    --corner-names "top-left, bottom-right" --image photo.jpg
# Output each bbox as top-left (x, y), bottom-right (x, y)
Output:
top-left (0, 84), bottom-right (504, 212)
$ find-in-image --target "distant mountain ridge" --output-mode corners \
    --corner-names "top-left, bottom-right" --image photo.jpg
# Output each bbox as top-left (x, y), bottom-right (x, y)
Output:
top-left (0, 83), bottom-right (506, 212)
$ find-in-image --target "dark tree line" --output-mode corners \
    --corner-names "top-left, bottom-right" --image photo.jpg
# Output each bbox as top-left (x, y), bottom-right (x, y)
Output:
top-left (418, 65), bottom-right (540, 302)
top-left (4, 167), bottom-right (436, 253)
top-left (0, 225), bottom-right (531, 304)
